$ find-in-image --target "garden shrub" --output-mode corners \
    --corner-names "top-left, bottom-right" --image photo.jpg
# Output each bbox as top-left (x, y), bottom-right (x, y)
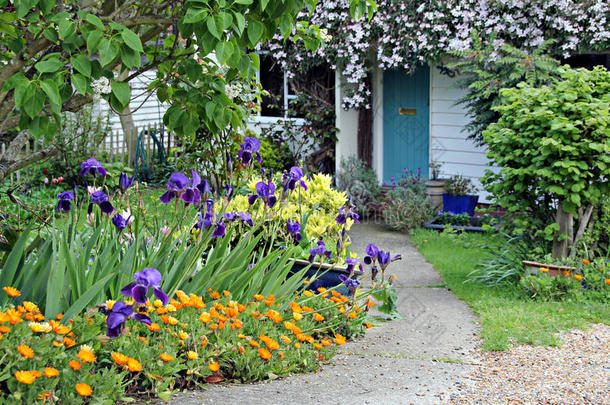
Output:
top-left (481, 66), bottom-right (610, 257)
top-left (382, 175), bottom-right (433, 232)
top-left (336, 156), bottom-right (381, 217)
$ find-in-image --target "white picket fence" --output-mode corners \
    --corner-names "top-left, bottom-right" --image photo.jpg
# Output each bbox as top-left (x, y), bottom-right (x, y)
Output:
top-left (2, 122), bottom-right (174, 185)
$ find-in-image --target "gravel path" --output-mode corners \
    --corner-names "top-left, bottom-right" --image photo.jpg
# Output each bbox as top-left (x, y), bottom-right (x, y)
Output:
top-left (451, 323), bottom-right (610, 404)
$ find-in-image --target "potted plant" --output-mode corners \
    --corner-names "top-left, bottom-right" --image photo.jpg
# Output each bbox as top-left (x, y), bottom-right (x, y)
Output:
top-left (425, 161), bottom-right (445, 208)
top-left (442, 174), bottom-right (478, 216)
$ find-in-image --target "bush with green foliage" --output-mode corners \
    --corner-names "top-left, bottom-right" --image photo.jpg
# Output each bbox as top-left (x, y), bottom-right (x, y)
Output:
top-left (336, 156), bottom-right (381, 217)
top-left (382, 175), bottom-right (433, 232)
top-left (482, 66), bottom-right (610, 257)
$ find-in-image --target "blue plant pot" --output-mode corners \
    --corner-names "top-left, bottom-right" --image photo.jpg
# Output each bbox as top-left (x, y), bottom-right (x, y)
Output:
top-left (442, 193), bottom-right (479, 216)
top-left (289, 259), bottom-right (363, 297)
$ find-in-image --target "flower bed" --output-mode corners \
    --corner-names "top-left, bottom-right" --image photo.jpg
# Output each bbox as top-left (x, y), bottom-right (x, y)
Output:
top-left (0, 279), bottom-right (373, 403)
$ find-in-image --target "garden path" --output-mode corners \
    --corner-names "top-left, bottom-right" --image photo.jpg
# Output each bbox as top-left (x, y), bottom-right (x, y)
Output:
top-left (154, 222), bottom-right (480, 404)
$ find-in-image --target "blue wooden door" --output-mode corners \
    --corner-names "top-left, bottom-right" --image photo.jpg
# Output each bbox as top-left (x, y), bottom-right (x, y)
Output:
top-left (383, 68), bottom-right (430, 183)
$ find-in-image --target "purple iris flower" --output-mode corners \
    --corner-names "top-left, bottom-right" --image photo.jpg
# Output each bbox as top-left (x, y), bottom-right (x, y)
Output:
top-left (195, 211), bottom-right (214, 230)
top-left (238, 212), bottom-right (253, 226)
top-left (119, 173), bottom-right (135, 193)
top-left (336, 206), bottom-right (360, 225)
top-left (339, 274), bottom-right (360, 290)
top-left (378, 250), bottom-right (401, 270)
top-left (102, 302), bottom-right (151, 338)
top-left (160, 171), bottom-right (201, 205)
top-left (112, 213), bottom-right (131, 231)
top-left (248, 180), bottom-right (277, 208)
top-left (238, 137), bottom-right (262, 165)
top-left (224, 184), bottom-right (234, 198)
top-left (224, 212), bottom-right (237, 221)
top-left (196, 178), bottom-right (211, 195)
top-left (308, 240), bottom-right (331, 263)
top-left (283, 166), bottom-right (308, 192)
top-left (364, 243), bottom-right (379, 265)
top-left (79, 158), bottom-right (106, 177)
top-left (121, 267), bottom-right (168, 306)
top-left (212, 221), bottom-right (226, 238)
top-left (56, 191), bottom-right (74, 212)
top-left (344, 257), bottom-right (359, 273)
top-left (286, 219), bottom-right (302, 242)
top-left (89, 190), bottom-right (114, 215)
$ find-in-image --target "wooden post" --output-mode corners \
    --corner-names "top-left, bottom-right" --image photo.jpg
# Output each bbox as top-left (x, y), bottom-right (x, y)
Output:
top-left (552, 204), bottom-right (573, 258)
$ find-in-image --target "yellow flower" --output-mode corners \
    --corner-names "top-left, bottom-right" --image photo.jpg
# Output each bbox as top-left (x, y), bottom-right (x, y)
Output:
top-left (313, 313), bottom-right (325, 321)
top-left (3, 286), bottom-right (21, 297)
top-left (17, 345), bottom-right (34, 358)
top-left (179, 331), bottom-right (189, 340)
top-left (44, 367), bottom-right (59, 378)
top-left (15, 370), bottom-right (37, 384)
top-left (76, 346), bottom-right (96, 363)
top-left (334, 333), bottom-right (346, 345)
top-left (112, 352), bottom-right (129, 365)
top-left (127, 358), bottom-right (142, 372)
top-left (293, 312), bottom-right (303, 321)
top-left (574, 274), bottom-right (583, 280)
top-left (209, 361), bottom-right (220, 372)
top-left (187, 351), bottom-right (199, 360)
top-left (29, 322), bottom-right (52, 333)
top-left (160, 353), bottom-right (174, 362)
top-left (539, 267), bottom-right (549, 273)
top-left (75, 383), bottom-right (92, 396)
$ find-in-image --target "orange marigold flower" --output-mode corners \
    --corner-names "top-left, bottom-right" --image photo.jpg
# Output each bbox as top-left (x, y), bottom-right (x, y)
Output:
top-left (303, 290), bottom-right (314, 297)
top-left (254, 294), bottom-right (264, 301)
top-left (17, 345), bottom-right (34, 358)
top-left (249, 340), bottom-right (260, 347)
top-left (75, 383), bottom-right (92, 396)
top-left (43, 367), bottom-right (59, 378)
top-left (290, 302), bottom-right (302, 313)
top-left (265, 309), bottom-right (282, 323)
top-left (127, 358), bottom-right (142, 372)
top-left (258, 348), bottom-right (271, 360)
top-left (199, 312), bottom-right (212, 323)
top-left (179, 331), bottom-right (189, 340)
top-left (38, 392), bottom-right (52, 401)
top-left (6, 308), bottom-right (22, 324)
top-left (606, 278), bottom-right (610, 285)
top-left (231, 319), bottom-right (243, 329)
top-left (279, 351), bottom-right (285, 360)
top-left (160, 353), bottom-right (174, 362)
top-left (50, 320), bottom-right (71, 334)
top-left (293, 312), bottom-right (303, 321)
top-left (331, 290), bottom-right (341, 297)
top-left (223, 290), bottom-right (231, 297)
top-left (22, 301), bottom-right (39, 313)
top-left (313, 343), bottom-right (322, 350)
top-left (68, 360), bottom-right (81, 370)
top-left (301, 306), bottom-right (313, 313)
top-left (147, 323), bottom-right (161, 331)
top-left (201, 335), bottom-right (209, 348)
top-left (137, 337), bottom-right (148, 344)
top-left (31, 370), bottom-right (42, 378)
top-left (294, 342), bottom-right (301, 349)
top-left (209, 361), bottom-right (220, 372)
top-left (283, 321), bottom-right (295, 331)
top-left (263, 294), bottom-right (275, 306)
top-left (63, 337), bottom-right (76, 347)
top-left (582, 259), bottom-right (591, 264)
top-left (539, 267), bottom-right (549, 273)
top-left (574, 274), bottom-right (583, 280)
top-left (366, 300), bottom-right (375, 308)
top-left (15, 370), bottom-right (37, 384)
top-left (281, 335), bottom-right (291, 344)
top-left (564, 271), bottom-right (571, 277)
top-left (238, 345), bottom-right (246, 354)
top-left (187, 351), bottom-right (198, 360)
top-left (209, 291), bottom-right (220, 300)
top-left (259, 336), bottom-right (279, 350)
top-left (334, 333), bottom-right (346, 345)
top-left (251, 311), bottom-right (262, 319)
top-left (3, 287), bottom-right (20, 297)
top-left (112, 352), bottom-right (129, 365)
top-left (0, 325), bottom-right (10, 333)
top-left (321, 339), bottom-right (332, 346)
top-left (313, 313), bottom-right (324, 321)
top-left (365, 322), bottom-right (373, 329)
top-left (76, 346), bottom-right (96, 363)
top-left (348, 312), bottom-right (357, 319)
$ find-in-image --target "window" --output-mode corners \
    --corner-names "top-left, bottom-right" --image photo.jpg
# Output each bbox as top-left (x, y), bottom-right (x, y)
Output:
top-left (257, 54), bottom-right (301, 119)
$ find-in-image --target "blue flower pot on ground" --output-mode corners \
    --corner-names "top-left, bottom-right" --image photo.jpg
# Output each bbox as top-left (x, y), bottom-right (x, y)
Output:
top-left (442, 193), bottom-right (479, 216)
top-left (289, 259), bottom-right (363, 297)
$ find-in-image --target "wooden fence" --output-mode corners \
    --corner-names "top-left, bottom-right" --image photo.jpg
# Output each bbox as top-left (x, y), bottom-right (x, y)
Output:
top-left (2, 123), bottom-right (174, 185)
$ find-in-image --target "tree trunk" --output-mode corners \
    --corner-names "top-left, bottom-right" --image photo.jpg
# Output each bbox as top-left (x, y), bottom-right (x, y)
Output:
top-left (0, 130), bottom-right (58, 183)
top-left (116, 70), bottom-right (137, 168)
top-left (552, 204), bottom-right (574, 258)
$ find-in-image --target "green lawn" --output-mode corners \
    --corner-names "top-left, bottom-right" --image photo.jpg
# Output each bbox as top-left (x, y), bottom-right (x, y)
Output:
top-left (411, 229), bottom-right (610, 351)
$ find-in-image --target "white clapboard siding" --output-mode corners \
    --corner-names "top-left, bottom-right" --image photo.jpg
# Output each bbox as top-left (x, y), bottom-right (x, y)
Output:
top-left (430, 66), bottom-right (498, 202)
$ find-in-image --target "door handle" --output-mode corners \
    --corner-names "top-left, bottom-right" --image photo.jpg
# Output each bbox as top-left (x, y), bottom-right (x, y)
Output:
top-left (398, 108), bottom-right (416, 116)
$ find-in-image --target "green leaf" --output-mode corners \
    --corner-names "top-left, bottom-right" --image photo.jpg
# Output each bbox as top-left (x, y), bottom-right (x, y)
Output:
top-left (58, 19), bottom-right (75, 39)
top-left (61, 273), bottom-right (115, 324)
top-left (207, 17), bottom-right (220, 39)
top-left (247, 21), bottom-right (264, 45)
top-left (40, 80), bottom-right (61, 112)
top-left (70, 54), bottom-right (92, 77)
top-left (71, 73), bottom-right (87, 95)
top-left (279, 15), bottom-right (293, 38)
top-left (215, 41), bottom-right (233, 65)
top-left (233, 12), bottom-right (245, 35)
top-left (99, 38), bottom-right (119, 66)
top-left (111, 81), bottom-right (130, 109)
top-left (120, 28), bottom-right (143, 53)
top-left (183, 8), bottom-right (208, 24)
top-left (85, 13), bottom-right (105, 29)
top-left (35, 58), bottom-right (64, 73)
top-left (86, 30), bottom-right (104, 55)
top-left (42, 27), bottom-right (58, 42)
top-left (1, 72), bottom-right (27, 92)
top-left (24, 89), bottom-right (45, 118)
top-left (120, 45), bottom-right (141, 68)
top-left (234, 0), bottom-right (252, 4)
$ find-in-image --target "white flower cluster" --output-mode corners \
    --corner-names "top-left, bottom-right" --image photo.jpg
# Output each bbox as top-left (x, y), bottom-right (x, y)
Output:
top-left (319, 28), bottom-right (332, 42)
top-left (225, 83), bottom-right (243, 100)
top-left (266, 0), bottom-right (610, 109)
top-left (91, 77), bottom-right (111, 100)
